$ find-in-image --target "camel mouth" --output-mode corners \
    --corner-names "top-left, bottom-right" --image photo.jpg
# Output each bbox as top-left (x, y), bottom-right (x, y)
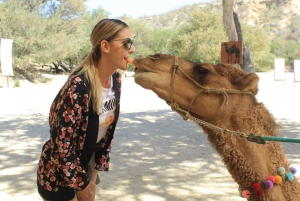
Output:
top-left (133, 59), bottom-right (153, 74)
top-left (134, 67), bottom-right (154, 76)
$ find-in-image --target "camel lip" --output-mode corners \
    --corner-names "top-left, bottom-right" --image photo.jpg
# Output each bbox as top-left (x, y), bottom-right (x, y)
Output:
top-left (132, 62), bottom-right (152, 74)
top-left (133, 67), bottom-right (142, 74)
top-left (134, 68), bottom-right (151, 74)
top-left (134, 67), bottom-right (160, 79)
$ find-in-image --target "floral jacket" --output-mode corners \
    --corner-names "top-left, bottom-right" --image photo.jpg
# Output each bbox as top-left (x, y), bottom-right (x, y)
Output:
top-left (37, 71), bottom-right (121, 192)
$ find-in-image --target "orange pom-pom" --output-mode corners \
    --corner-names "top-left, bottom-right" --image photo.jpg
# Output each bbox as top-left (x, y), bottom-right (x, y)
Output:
top-left (274, 175), bottom-right (282, 184)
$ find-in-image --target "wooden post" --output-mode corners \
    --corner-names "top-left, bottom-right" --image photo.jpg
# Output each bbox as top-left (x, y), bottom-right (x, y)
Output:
top-left (7, 76), bottom-right (9, 88)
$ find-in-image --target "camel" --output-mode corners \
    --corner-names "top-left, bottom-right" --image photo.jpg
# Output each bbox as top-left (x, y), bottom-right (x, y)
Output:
top-left (133, 54), bottom-right (300, 201)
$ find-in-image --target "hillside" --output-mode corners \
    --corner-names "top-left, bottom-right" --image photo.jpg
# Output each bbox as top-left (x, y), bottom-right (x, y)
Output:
top-left (130, 0), bottom-right (300, 41)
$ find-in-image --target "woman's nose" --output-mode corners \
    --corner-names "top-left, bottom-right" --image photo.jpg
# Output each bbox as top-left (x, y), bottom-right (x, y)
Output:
top-left (129, 45), bottom-right (135, 53)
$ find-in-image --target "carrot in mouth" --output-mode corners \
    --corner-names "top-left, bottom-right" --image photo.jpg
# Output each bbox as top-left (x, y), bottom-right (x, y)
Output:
top-left (125, 58), bottom-right (136, 67)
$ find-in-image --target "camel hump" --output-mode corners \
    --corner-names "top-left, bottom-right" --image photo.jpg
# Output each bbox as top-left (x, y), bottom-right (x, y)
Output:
top-left (238, 73), bottom-right (259, 92)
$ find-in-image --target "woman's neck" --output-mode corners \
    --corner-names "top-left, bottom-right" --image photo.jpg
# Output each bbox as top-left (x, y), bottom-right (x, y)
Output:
top-left (97, 59), bottom-right (113, 88)
top-left (101, 76), bottom-right (111, 88)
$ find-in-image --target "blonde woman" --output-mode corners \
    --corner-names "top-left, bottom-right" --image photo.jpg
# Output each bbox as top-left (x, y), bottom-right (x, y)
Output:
top-left (37, 19), bottom-right (135, 201)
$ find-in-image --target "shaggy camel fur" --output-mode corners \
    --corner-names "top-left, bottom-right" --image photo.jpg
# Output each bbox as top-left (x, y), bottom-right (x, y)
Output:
top-left (133, 54), bottom-right (300, 201)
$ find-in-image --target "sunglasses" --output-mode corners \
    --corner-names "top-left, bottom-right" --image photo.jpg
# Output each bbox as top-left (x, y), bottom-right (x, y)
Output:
top-left (109, 38), bottom-right (134, 50)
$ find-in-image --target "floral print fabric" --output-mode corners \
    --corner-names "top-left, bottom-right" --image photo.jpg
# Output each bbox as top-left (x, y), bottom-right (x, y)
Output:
top-left (37, 72), bottom-right (121, 193)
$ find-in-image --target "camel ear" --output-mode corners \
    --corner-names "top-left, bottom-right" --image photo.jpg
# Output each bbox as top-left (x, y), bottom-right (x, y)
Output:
top-left (239, 73), bottom-right (259, 91)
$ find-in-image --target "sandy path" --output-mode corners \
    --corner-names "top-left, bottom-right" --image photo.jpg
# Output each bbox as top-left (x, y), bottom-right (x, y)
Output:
top-left (0, 72), bottom-right (299, 201)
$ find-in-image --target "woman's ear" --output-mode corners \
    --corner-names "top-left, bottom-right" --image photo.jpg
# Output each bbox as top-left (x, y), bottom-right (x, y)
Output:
top-left (100, 40), bottom-right (109, 53)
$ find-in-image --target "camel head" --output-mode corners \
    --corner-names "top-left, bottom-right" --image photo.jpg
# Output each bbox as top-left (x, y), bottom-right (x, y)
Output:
top-left (134, 54), bottom-right (259, 123)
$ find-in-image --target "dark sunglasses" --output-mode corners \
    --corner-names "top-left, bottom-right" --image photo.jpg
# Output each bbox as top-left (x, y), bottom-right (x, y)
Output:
top-left (109, 38), bottom-right (134, 50)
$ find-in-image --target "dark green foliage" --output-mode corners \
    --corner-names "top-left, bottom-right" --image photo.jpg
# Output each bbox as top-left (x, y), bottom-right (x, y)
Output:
top-left (241, 23), bottom-right (275, 72)
top-left (270, 38), bottom-right (300, 69)
top-left (0, 0), bottom-right (108, 78)
top-left (168, 11), bottom-right (227, 64)
top-left (125, 18), bottom-right (175, 71)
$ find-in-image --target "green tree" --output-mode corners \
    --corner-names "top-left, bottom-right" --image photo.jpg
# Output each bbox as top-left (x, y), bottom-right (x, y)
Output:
top-left (150, 27), bottom-right (173, 54)
top-left (125, 18), bottom-right (174, 71)
top-left (0, 0), bottom-right (91, 74)
top-left (127, 18), bottom-right (156, 58)
top-left (76, 8), bottom-right (110, 64)
top-left (270, 38), bottom-right (300, 69)
top-left (45, 0), bottom-right (87, 18)
top-left (169, 11), bottom-right (227, 64)
top-left (0, 0), bottom-right (50, 68)
top-left (41, 0), bottom-right (89, 72)
top-left (241, 23), bottom-right (275, 72)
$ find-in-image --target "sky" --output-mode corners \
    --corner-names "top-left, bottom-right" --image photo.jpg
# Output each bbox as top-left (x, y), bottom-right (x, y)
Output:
top-left (85, 0), bottom-right (215, 19)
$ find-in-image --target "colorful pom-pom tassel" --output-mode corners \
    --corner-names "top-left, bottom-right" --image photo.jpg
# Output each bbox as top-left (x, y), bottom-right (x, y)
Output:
top-left (264, 180), bottom-right (273, 189)
top-left (242, 190), bottom-right (251, 198)
top-left (274, 175), bottom-right (282, 184)
top-left (285, 172), bottom-right (294, 181)
top-left (290, 167), bottom-right (297, 174)
top-left (239, 166), bottom-right (296, 199)
top-left (252, 182), bottom-right (261, 191)
top-left (278, 167), bottom-right (285, 175)
top-left (255, 189), bottom-right (265, 197)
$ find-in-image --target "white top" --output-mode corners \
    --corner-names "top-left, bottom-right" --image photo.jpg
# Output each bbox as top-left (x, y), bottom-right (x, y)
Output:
top-left (97, 77), bottom-right (116, 142)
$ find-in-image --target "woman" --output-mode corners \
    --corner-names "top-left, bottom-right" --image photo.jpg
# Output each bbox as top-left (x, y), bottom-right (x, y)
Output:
top-left (37, 19), bottom-right (135, 201)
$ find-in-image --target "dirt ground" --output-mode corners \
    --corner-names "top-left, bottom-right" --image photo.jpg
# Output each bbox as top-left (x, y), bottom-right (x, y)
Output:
top-left (0, 72), bottom-right (299, 201)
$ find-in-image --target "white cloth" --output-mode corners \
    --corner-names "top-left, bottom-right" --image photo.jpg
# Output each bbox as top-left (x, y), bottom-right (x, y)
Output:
top-left (97, 77), bottom-right (116, 142)
top-left (0, 38), bottom-right (14, 76)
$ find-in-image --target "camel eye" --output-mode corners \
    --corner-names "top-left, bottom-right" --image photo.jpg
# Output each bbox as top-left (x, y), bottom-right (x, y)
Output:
top-left (148, 54), bottom-right (162, 62)
top-left (197, 67), bottom-right (209, 74)
top-left (193, 66), bottom-right (209, 84)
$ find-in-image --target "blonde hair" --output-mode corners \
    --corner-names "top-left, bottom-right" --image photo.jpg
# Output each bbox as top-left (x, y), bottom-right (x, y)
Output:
top-left (69, 19), bottom-right (128, 115)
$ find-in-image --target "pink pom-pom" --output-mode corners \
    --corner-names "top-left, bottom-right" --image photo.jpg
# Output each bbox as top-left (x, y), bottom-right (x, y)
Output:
top-left (242, 190), bottom-right (251, 198)
top-left (267, 175), bottom-right (275, 183)
top-left (264, 180), bottom-right (273, 189)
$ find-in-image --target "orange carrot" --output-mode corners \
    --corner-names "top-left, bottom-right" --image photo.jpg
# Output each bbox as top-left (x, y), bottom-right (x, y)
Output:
top-left (125, 58), bottom-right (136, 66)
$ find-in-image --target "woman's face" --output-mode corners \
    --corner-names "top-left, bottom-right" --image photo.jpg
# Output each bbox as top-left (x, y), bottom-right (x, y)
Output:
top-left (107, 27), bottom-right (135, 71)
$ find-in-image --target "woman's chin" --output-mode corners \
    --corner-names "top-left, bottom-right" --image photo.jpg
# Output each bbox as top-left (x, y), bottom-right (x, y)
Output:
top-left (120, 65), bottom-right (128, 71)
